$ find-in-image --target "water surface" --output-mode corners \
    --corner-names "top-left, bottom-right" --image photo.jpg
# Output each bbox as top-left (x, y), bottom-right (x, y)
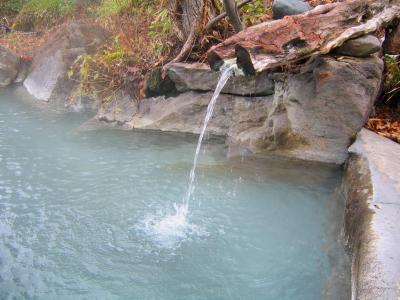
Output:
top-left (0, 89), bottom-right (349, 299)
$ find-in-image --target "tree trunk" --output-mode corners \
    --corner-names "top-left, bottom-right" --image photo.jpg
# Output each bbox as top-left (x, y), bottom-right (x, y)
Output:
top-left (169, 0), bottom-right (216, 63)
top-left (207, 0), bottom-right (400, 75)
top-left (222, 0), bottom-right (243, 32)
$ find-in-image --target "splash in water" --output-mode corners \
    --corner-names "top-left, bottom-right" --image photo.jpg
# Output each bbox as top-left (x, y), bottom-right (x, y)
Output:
top-left (136, 65), bottom-right (235, 249)
top-left (136, 204), bottom-right (209, 250)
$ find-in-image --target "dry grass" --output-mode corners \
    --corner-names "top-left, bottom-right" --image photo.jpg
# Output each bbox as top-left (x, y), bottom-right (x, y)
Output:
top-left (102, 14), bottom-right (157, 67)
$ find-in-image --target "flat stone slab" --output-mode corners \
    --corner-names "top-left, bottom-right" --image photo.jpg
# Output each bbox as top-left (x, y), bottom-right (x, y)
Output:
top-left (343, 129), bottom-right (400, 300)
top-left (167, 62), bottom-right (274, 96)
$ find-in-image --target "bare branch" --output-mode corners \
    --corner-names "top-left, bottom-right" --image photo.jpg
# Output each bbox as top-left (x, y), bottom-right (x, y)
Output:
top-left (206, 0), bottom-right (253, 31)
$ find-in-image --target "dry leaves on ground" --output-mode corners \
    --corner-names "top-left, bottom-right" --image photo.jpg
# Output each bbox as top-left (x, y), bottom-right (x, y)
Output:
top-left (0, 31), bottom-right (46, 60)
top-left (367, 105), bottom-right (400, 143)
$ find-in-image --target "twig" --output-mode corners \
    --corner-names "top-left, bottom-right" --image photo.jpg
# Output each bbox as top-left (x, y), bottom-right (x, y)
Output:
top-left (205, 0), bottom-right (253, 31)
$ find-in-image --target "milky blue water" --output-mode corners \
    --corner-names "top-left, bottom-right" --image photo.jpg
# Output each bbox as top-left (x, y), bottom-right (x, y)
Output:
top-left (0, 88), bottom-right (349, 299)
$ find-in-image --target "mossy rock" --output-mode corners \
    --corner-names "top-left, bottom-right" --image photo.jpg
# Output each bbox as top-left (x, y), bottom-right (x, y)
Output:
top-left (144, 67), bottom-right (177, 98)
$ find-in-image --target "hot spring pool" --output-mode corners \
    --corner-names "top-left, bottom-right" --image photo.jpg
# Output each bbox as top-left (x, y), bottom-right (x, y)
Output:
top-left (0, 89), bottom-right (350, 299)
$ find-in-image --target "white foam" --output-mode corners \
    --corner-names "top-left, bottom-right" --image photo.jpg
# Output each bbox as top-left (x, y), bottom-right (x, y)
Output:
top-left (136, 204), bottom-right (208, 250)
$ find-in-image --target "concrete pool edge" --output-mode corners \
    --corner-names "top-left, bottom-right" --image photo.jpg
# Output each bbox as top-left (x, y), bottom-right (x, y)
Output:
top-left (343, 129), bottom-right (400, 300)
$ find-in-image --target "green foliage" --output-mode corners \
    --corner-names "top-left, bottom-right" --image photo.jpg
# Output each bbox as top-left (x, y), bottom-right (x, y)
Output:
top-left (0, 0), bottom-right (28, 16)
top-left (69, 37), bottom-right (142, 102)
top-left (242, 0), bottom-right (269, 26)
top-left (148, 7), bottom-right (172, 55)
top-left (96, 0), bottom-right (152, 17)
top-left (384, 54), bottom-right (400, 103)
top-left (13, 0), bottom-right (76, 30)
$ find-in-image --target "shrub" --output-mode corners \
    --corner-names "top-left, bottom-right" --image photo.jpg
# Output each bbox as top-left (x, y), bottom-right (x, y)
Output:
top-left (242, 0), bottom-right (271, 26)
top-left (96, 0), bottom-right (152, 18)
top-left (383, 54), bottom-right (400, 104)
top-left (13, 0), bottom-right (76, 31)
top-left (0, 0), bottom-right (28, 17)
top-left (69, 36), bottom-right (145, 102)
top-left (148, 7), bottom-right (173, 56)
top-left (97, 0), bottom-right (172, 57)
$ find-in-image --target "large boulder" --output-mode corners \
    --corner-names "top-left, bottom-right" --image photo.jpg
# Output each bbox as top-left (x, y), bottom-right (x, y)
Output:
top-left (167, 62), bottom-right (274, 96)
top-left (0, 45), bottom-right (20, 87)
top-left (335, 35), bottom-right (381, 57)
top-left (272, 0), bottom-right (311, 20)
top-left (230, 55), bottom-right (383, 163)
top-left (23, 22), bottom-right (110, 104)
top-left (343, 129), bottom-right (400, 300)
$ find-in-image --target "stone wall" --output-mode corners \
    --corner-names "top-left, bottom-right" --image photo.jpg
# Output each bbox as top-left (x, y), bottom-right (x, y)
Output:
top-left (343, 129), bottom-right (400, 299)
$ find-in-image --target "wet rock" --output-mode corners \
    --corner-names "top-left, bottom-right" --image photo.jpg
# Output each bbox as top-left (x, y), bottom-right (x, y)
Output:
top-left (335, 35), bottom-right (381, 57)
top-left (89, 90), bottom-right (271, 136)
top-left (167, 62), bottom-right (274, 96)
top-left (129, 91), bottom-right (271, 135)
top-left (343, 129), bottom-right (400, 300)
top-left (14, 59), bottom-right (31, 84)
top-left (0, 45), bottom-right (20, 87)
top-left (23, 22), bottom-right (110, 104)
top-left (272, 0), bottom-right (311, 20)
top-left (96, 93), bottom-right (138, 128)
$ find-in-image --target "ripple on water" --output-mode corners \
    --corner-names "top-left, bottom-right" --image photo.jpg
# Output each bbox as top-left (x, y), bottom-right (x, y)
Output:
top-left (0, 89), bottom-right (350, 299)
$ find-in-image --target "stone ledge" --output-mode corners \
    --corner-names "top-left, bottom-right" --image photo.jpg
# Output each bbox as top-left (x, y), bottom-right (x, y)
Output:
top-left (343, 129), bottom-right (400, 300)
top-left (167, 62), bottom-right (274, 96)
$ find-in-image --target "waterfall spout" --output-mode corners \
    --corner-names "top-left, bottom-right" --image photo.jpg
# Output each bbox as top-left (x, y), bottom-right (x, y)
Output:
top-left (136, 65), bottom-right (234, 249)
top-left (183, 65), bottom-right (235, 206)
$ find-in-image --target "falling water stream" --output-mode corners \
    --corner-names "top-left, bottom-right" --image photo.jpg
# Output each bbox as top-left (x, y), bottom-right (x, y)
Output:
top-left (184, 65), bottom-right (234, 206)
top-left (136, 65), bottom-right (235, 247)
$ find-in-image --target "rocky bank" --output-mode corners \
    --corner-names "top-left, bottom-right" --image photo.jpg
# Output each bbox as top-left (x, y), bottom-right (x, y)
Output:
top-left (94, 53), bottom-right (383, 164)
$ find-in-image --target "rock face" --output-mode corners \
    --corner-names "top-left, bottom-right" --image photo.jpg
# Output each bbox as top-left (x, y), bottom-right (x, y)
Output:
top-left (0, 45), bottom-right (20, 87)
top-left (97, 94), bottom-right (138, 129)
top-left (23, 22), bottom-right (110, 104)
top-left (167, 63), bottom-right (274, 96)
top-left (96, 91), bottom-right (271, 136)
top-left (93, 55), bottom-right (383, 164)
top-left (335, 35), bottom-right (382, 57)
top-left (272, 0), bottom-right (311, 19)
top-left (343, 129), bottom-right (400, 300)
top-left (232, 55), bottom-right (383, 164)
